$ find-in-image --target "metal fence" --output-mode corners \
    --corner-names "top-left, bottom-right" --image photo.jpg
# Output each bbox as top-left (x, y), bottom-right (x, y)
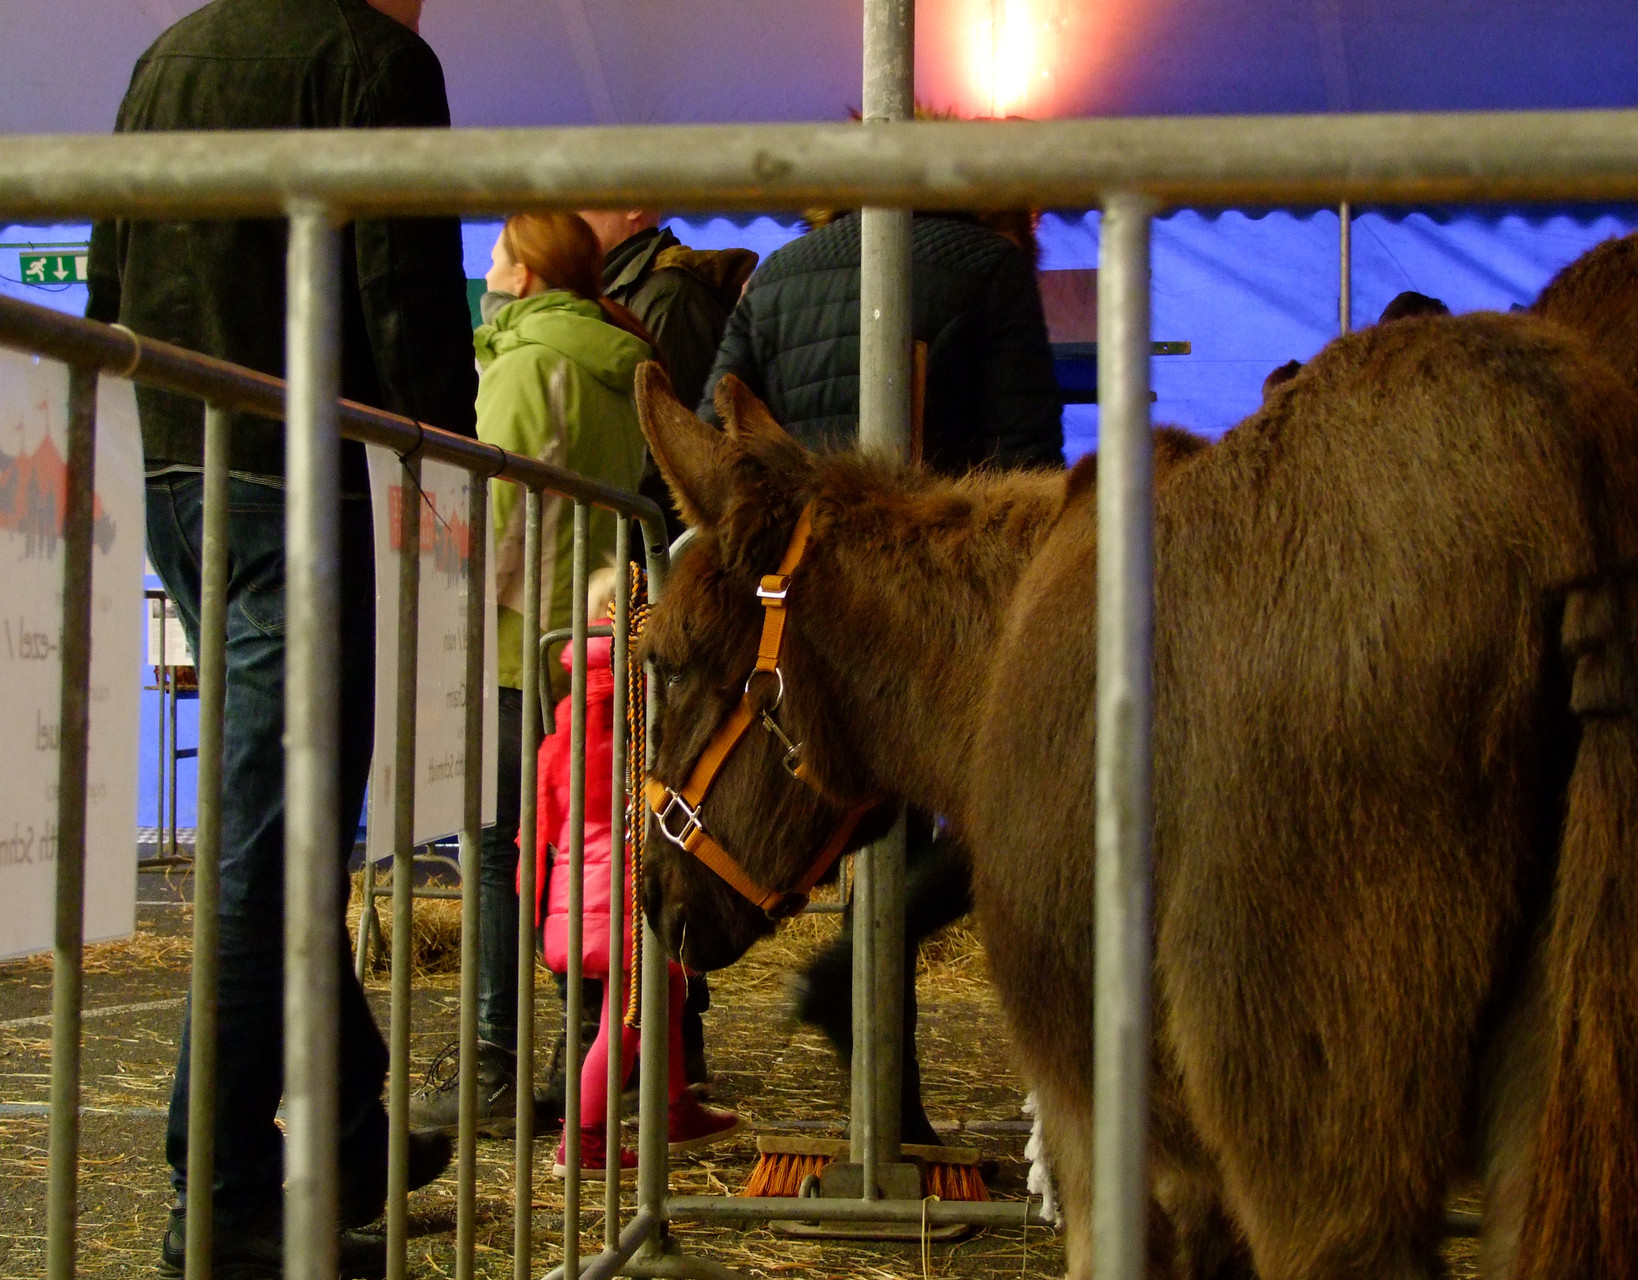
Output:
top-left (5, 87), bottom-right (1638, 1280)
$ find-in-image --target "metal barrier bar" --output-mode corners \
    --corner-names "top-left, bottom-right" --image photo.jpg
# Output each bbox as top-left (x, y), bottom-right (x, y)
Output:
top-left (183, 403), bottom-right (230, 1280)
top-left (667, 1195), bottom-right (1053, 1228)
top-left (1094, 193), bottom-right (1156, 1280)
top-left (45, 364), bottom-right (97, 1280)
top-left (386, 453), bottom-right (422, 1280)
top-left (0, 298), bottom-right (657, 524)
top-left (606, 515), bottom-right (631, 1240)
top-left (1339, 200), bottom-right (1353, 334)
top-left (456, 478), bottom-right (489, 1280)
top-left (853, 0), bottom-right (914, 1195)
top-left (636, 525), bottom-right (671, 1258)
top-left (8, 112), bottom-right (1638, 217)
top-left (543, 1210), bottom-right (659, 1280)
top-left (284, 204), bottom-right (343, 1280)
top-left (515, 486), bottom-right (543, 1278)
top-left (563, 500), bottom-right (590, 1278)
top-left (354, 859), bottom-right (378, 983)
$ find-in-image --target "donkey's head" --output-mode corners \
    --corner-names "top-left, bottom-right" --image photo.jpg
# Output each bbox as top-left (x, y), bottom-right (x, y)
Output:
top-left (635, 364), bottom-right (894, 970)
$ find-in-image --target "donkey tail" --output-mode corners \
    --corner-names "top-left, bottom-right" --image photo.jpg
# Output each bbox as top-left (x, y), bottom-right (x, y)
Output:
top-left (1515, 569), bottom-right (1638, 1280)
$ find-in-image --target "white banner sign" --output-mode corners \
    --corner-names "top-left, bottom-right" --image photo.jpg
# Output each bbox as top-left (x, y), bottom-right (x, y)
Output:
top-left (0, 352), bottom-right (143, 960)
top-left (366, 448), bottom-right (498, 861)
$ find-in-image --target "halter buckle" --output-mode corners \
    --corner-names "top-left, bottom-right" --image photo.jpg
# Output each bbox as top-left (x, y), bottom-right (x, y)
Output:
top-left (656, 790), bottom-right (702, 850)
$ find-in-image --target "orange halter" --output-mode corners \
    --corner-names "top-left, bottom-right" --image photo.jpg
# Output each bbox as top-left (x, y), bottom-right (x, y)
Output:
top-left (645, 504), bottom-right (877, 917)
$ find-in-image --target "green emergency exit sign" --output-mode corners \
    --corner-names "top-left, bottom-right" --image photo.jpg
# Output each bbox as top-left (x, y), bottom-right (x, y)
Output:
top-left (18, 251), bottom-right (89, 285)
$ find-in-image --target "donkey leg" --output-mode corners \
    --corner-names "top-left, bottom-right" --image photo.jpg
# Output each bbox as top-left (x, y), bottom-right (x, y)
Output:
top-left (1474, 936), bottom-right (1549, 1280)
top-left (1215, 1158), bottom-right (1447, 1280)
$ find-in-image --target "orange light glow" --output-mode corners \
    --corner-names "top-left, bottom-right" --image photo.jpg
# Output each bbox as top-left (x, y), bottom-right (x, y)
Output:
top-left (917, 0), bottom-right (1149, 122)
top-left (972, 0), bottom-right (1052, 117)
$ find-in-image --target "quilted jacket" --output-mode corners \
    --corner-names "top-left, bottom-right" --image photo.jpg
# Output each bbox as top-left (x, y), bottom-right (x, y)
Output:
top-left (697, 212), bottom-right (1063, 474)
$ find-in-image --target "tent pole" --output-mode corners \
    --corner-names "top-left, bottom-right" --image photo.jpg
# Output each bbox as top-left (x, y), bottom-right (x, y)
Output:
top-left (856, 0), bottom-right (914, 1191)
top-left (1339, 199), bottom-right (1352, 333)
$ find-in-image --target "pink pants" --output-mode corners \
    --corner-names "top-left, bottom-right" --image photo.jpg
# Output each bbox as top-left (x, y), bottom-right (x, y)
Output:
top-left (577, 960), bottom-right (688, 1130)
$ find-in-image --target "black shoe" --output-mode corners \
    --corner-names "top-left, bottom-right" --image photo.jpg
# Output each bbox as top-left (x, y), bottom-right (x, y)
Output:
top-left (158, 1205), bottom-right (386, 1280)
top-left (338, 1128), bottom-right (454, 1229)
top-left (407, 1039), bottom-right (522, 1137)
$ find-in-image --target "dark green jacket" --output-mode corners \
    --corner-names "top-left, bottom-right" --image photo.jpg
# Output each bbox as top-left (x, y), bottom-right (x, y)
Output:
top-left (86, 0), bottom-right (477, 491)
top-left (602, 227), bottom-right (758, 410)
top-left (698, 213), bottom-right (1063, 475)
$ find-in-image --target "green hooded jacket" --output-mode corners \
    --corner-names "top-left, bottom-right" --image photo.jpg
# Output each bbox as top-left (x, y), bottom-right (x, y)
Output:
top-left (474, 290), bottom-right (650, 689)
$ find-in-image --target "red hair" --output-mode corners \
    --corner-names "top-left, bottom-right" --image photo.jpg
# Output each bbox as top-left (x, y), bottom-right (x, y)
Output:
top-left (499, 212), bottom-right (662, 357)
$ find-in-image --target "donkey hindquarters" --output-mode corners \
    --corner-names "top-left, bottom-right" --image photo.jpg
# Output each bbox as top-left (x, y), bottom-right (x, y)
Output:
top-left (971, 313), bottom-right (1638, 1280)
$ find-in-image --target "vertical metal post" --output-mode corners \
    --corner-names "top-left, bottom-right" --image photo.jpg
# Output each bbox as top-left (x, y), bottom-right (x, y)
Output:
top-left (1093, 192), bottom-right (1155, 1280)
top-left (456, 475), bottom-right (489, 1280)
top-left (45, 364), bottom-right (97, 1280)
top-left (387, 454), bottom-right (422, 1280)
top-left (635, 524), bottom-right (669, 1248)
top-left (284, 204), bottom-right (344, 1280)
top-left (515, 485), bottom-right (543, 1278)
top-left (605, 515), bottom-right (631, 1242)
top-left (563, 501), bottom-right (590, 1278)
top-left (184, 403), bottom-right (230, 1280)
top-left (855, 0), bottom-right (914, 1185)
top-left (1339, 200), bottom-right (1353, 335)
top-left (354, 859), bottom-right (376, 982)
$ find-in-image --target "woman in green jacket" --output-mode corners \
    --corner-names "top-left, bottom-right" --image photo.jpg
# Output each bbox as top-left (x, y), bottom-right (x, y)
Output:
top-left (412, 211), bottom-right (652, 1134)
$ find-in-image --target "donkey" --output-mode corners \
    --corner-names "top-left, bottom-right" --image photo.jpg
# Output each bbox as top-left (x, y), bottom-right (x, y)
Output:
top-left (634, 307), bottom-right (1638, 1279)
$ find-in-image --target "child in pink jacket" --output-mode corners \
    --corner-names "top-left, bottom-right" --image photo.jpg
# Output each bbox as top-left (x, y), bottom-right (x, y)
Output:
top-left (533, 611), bottom-right (739, 1175)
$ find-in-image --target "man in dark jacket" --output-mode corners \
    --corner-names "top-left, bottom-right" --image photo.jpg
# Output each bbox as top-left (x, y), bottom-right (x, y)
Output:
top-left (86, 0), bottom-right (476, 1271)
top-left (698, 210), bottom-right (1062, 1148)
top-left (581, 210), bottom-right (758, 544)
top-left (697, 210), bottom-right (1063, 472)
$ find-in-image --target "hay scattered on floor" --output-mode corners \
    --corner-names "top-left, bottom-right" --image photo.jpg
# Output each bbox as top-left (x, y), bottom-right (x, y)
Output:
top-left (345, 870), bottom-right (465, 978)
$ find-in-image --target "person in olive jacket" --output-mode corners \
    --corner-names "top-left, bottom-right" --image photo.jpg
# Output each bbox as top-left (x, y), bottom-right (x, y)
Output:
top-left (84, 1), bottom-right (476, 1273)
top-left (409, 211), bottom-right (650, 1139)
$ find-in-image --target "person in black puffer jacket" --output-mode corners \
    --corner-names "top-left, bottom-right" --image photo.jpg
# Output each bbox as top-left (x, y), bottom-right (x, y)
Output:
top-left (697, 210), bottom-right (1062, 473)
top-left (698, 208), bottom-right (1062, 1148)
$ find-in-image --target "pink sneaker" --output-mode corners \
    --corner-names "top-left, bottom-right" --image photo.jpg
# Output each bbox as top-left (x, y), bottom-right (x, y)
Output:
top-left (552, 1127), bottom-right (637, 1179)
top-left (667, 1093), bottom-right (742, 1154)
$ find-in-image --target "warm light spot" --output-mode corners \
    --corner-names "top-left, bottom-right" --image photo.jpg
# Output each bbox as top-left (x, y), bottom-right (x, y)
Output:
top-left (919, 0), bottom-right (1123, 121)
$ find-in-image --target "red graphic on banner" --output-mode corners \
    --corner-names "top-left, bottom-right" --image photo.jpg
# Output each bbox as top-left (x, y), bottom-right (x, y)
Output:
top-left (387, 484), bottom-right (471, 585)
top-left (0, 423), bottom-right (115, 560)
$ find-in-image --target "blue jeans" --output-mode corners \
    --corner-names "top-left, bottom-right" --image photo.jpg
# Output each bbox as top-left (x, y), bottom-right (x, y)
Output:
top-left (147, 474), bottom-right (387, 1227)
top-left (478, 685), bottom-right (528, 1050)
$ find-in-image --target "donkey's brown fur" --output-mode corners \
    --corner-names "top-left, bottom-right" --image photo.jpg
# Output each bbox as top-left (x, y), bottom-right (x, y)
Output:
top-left (635, 308), bottom-right (1638, 1279)
top-left (1532, 231), bottom-right (1638, 394)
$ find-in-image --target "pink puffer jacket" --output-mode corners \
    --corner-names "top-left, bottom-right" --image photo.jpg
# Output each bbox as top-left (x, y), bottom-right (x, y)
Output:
top-left (530, 634), bottom-right (632, 975)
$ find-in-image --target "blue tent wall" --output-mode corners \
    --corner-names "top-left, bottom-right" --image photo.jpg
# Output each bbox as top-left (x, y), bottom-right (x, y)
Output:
top-left (666, 207), bottom-right (1638, 457)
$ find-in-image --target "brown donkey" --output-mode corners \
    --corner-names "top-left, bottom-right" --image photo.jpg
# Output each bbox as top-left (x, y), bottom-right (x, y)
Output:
top-left (634, 309), bottom-right (1638, 1280)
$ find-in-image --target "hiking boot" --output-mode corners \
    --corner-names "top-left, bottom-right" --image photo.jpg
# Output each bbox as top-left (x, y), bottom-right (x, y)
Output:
top-left (408, 1039), bottom-right (522, 1138)
top-left (667, 1093), bottom-right (741, 1154)
top-left (338, 1128), bottom-right (455, 1228)
top-left (552, 1127), bottom-right (638, 1179)
top-left (158, 1205), bottom-right (386, 1280)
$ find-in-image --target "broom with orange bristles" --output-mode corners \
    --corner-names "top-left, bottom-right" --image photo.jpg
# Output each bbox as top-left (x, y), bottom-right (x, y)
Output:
top-left (743, 1135), bottom-right (990, 1202)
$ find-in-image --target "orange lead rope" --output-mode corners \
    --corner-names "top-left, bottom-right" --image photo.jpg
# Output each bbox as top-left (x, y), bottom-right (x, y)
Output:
top-left (624, 560), bottom-right (649, 1028)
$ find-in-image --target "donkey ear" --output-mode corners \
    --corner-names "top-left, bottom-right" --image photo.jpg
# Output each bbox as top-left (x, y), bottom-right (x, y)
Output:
top-left (634, 361), bottom-right (730, 528)
top-left (713, 373), bottom-right (809, 474)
